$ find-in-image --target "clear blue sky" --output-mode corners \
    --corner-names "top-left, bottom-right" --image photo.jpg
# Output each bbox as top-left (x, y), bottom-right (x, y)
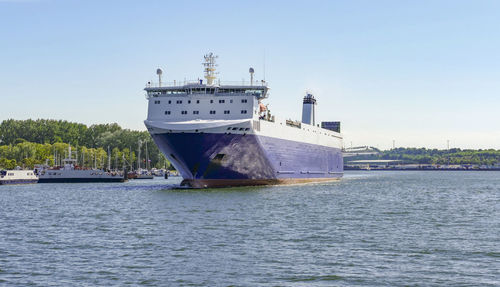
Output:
top-left (1, 0), bottom-right (499, 149)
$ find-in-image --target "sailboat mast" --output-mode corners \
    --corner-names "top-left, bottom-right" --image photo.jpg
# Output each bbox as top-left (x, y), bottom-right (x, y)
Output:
top-left (129, 148), bottom-right (133, 170)
top-left (137, 140), bottom-right (141, 170)
top-left (145, 141), bottom-right (150, 170)
top-left (107, 146), bottom-right (111, 171)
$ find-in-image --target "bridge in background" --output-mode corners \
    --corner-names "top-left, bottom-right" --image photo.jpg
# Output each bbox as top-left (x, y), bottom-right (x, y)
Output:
top-left (343, 146), bottom-right (380, 158)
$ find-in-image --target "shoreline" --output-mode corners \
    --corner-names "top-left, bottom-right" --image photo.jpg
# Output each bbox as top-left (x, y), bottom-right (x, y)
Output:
top-left (345, 167), bottom-right (500, 171)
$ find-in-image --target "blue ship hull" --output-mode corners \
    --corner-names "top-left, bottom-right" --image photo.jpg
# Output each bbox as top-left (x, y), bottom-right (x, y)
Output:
top-left (151, 133), bottom-right (343, 188)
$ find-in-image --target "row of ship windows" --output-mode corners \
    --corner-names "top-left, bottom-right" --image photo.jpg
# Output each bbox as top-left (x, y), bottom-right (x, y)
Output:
top-left (154, 99), bottom-right (248, 105)
top-left (150, 89), bottom-right (262, 95)
top-left (5, 172), bottom-right (34, 176)
top-left (165, 110), bottom-right (248, 115)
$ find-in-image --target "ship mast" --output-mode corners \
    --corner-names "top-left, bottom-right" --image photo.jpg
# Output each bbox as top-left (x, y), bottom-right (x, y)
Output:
top-left (203, 53), bottom-right (218, 85)
top-left (137, 140), bottom-right (142, 170)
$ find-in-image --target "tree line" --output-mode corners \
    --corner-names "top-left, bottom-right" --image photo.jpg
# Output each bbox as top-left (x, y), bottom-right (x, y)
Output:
top-left (0, 119), bottom-right (171, 170)
top-left (349, 147), bottom-right (500, 166)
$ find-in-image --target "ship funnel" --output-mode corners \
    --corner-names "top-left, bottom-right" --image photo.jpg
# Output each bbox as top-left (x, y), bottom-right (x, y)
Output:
top-left (301, 93), bottom-right (317, 126)
top-left (156, 68), bottom-right (163, 87)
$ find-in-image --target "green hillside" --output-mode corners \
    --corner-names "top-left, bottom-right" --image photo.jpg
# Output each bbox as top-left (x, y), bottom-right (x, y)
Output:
top-left (0, 119), bottom-right (170, 170)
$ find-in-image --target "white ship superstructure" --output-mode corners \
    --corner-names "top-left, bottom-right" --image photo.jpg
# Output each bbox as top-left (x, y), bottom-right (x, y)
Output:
top-left (144, 53), bottom-right (343, 188)
top-left (0, 170), bottom-right (38, 185)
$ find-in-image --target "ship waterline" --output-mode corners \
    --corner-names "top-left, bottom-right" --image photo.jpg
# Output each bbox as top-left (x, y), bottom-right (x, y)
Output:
top-left (180, 178), bottom-right (342, 189)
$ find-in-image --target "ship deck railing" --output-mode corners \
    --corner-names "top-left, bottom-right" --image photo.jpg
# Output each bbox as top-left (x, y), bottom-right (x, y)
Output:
top-left (146, 80), bottom-right (268, 88)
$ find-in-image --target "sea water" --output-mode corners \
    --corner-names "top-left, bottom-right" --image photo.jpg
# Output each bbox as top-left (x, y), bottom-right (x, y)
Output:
top-left (0, 171), bottom-right (498, 286)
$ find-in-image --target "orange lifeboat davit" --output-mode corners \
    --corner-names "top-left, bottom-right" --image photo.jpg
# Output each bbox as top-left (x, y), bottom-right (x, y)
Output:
top-left (259, 103), bottom-right (267, 112)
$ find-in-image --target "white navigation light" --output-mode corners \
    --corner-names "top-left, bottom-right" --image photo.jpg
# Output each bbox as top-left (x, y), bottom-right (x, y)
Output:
top-left (156, 68), bottom-right (163, 87)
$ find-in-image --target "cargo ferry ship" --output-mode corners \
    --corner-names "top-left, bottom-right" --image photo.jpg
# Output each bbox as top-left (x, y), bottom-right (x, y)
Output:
top-left (144, 53), bottom-right (343, 188)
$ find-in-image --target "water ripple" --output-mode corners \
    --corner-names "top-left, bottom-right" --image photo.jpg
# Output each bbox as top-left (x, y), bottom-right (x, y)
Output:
top-left (0, 172), bottom-right (499, 286)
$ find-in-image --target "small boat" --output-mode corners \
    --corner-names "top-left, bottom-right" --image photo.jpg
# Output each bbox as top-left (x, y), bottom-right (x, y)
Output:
top-left (151, 168), bottom-right (166, 177)
top-left (0, 169), bottom-right (38, 185)
top-left (127, 171), bottom-right (137, 179)
top-left (133, 168), bottom-right (154, 179)
top-left (127, 140), bottom-right (154, 179)
top-left (36, 146), bottom-right (126, 183)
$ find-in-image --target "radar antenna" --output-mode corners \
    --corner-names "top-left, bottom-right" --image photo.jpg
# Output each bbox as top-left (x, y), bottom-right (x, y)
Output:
top-left (203, 53), bottom-right (218, 85)
top-left (156, 68), bottom-right (163, 87)
top-left (249, 67), bottom-right (254, 86)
